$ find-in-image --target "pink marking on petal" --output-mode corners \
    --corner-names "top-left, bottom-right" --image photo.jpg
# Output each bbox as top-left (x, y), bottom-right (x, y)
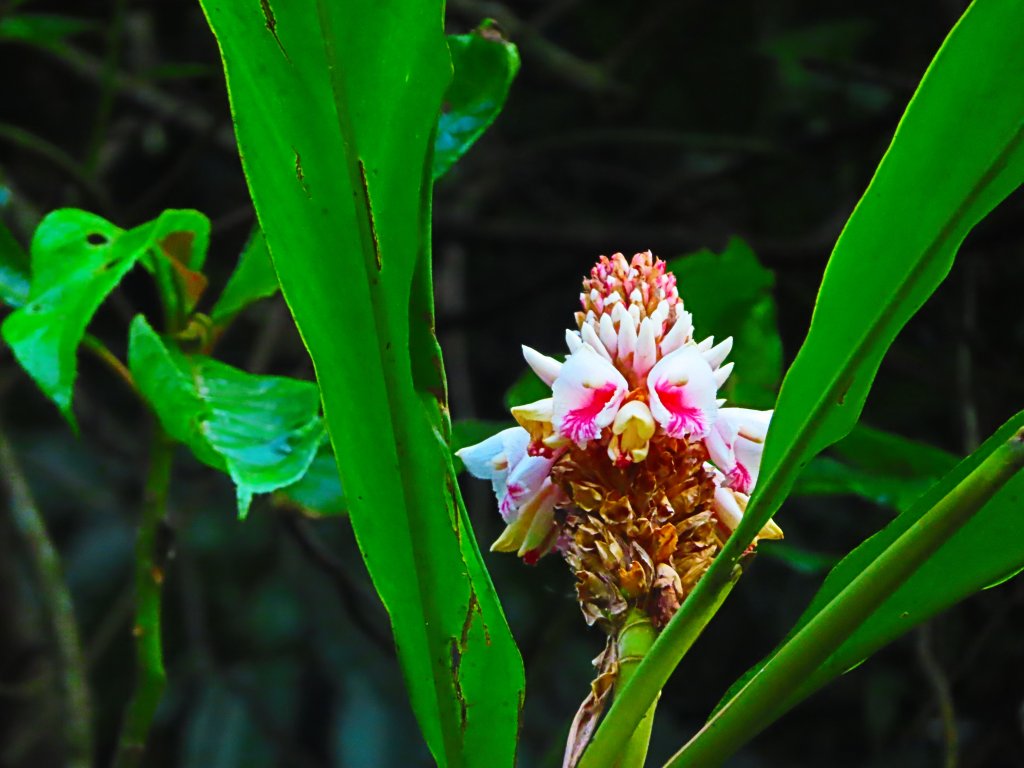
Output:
top-left (728, 465), bottom-right (753, 494)
top-left (654, 379), bottom-right (708, 437)
top-left (499, 493), bottom-right (516, 522)
top-left (560, 382), bottom-right (618, 444)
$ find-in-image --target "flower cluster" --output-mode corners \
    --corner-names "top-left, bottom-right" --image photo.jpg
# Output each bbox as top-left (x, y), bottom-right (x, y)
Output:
top-left (458, 251), bottom-right (781, 629)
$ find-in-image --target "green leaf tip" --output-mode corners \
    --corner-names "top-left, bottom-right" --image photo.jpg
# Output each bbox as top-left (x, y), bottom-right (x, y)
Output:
top-left (127, 314), bottom-right (325, 519)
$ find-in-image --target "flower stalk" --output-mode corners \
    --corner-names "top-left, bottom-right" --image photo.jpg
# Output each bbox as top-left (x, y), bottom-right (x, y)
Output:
top-left (613, 609), bottom-right (659, 768)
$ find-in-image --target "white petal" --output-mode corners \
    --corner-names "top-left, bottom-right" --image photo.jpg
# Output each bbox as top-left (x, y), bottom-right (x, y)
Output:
top-left (599, 313), bottom-right (618, 358)
top-left (646, 346), bottom-right (719, 438)
top-left (628, 304), bottom-right (641, 326)
top-left (617, 309), bottom-right (637, 361)
top-left (566, 329), bottom-right (583, 353)
top-left (651, 300), bottom-right (670, 328)
top-left (721, 407), bottom-right (772, 442)
top-left (581, 321), bottom-right (613, 362)
top-left (611, 301), bottom-right (627, 325)
top-left (713, 486), bottom-right (746, 532)
top-left (552, 345), bottom-right (629, 447)
top-left (633, 317), bottom-right (657, 378)
top-left (522, 345), bottom-right (562, 387)
top-left (660, 311), bottom-right (693, 355)
top-left (455, 426), bottom-right (528, 481)
top-left (505, 454), bottom-right (555, 507)
top-left (702, 417), bottom-right (738, 475)
top-left (703, 337), bottom-right (733, 369)
top-left (696, 335), bottom-right (714, 353)
top-left (714, 361), bottom-right (734, 388)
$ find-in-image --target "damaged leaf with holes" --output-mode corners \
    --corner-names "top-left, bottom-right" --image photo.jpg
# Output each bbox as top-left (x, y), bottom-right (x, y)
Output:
top-left (1, 208), bottom-right (212, 423)
top-left (128, 315), bottom-right (324, 517)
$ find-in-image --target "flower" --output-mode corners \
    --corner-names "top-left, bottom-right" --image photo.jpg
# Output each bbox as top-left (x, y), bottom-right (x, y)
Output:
top-left (459, 251), bottom-right (782, 629)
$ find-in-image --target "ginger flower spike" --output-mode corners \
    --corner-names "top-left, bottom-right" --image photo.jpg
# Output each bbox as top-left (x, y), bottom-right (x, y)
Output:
top-left (458, 250), bottom-right (782, 631)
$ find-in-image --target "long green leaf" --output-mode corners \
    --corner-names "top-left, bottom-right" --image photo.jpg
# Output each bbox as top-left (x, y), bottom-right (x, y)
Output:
top-left (128, 316), bottom-right (323, 517)
top-left (672, 414), bottom-right (1024, 765)
top-left (198, 3), bottom-right (524, 765)
top-left (579, 2), bottom-right (1024, 763)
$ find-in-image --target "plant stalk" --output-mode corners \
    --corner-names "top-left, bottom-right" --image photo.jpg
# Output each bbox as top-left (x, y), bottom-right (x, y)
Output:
top-left (664, 427), bottom-right (1024, 768)
top-left (577, 566), bottom-right (742, 768)
top-left (613, 610), bottom-right (659, 768)
top-left (0, 424), bottom-right (93, 768)
top-left (112, 425), bottom-right (173, 768)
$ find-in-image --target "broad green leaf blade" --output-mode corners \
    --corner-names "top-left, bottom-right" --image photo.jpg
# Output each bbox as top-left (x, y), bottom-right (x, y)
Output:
top-left (128, 316), bottom-right (323, 517)
top-left (434, 23), bottom-right (520, 180)
top-left (1, 210), bottom-right (130, 422)
top-left (211, 227), bottom-right (278, 324)
top-left (740, 0), bottom-right (1024, 543)
top-left (199, 2), bottom-right (524, 765)
top-left (830, 423), bottom-right (959, 478)
top-left (274, 439), bottom-right (346, 517)
top-left (793, 426), bottom-right (959, 513)
top-left (0, 217), bottom-right (29, 308)
top-left (666, 238), bottom-right (782, 409)
top-left (700, 412), bottom-right (1024, 756)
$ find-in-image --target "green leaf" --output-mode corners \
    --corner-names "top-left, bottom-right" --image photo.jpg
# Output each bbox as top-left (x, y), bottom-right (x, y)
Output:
top-left (666, 238), bottom-right (782, 409)
top-left (0, 14), bottom-right (96, 52)
top-left (134, 209), bottom-right (212, 321)
top-left (0, 216), bottom-right (29, 308)
top-left (757, 540), bottom-right (838, 576)
top-left (1, 210), bottom-right (132, 422)
top-left (503, 367), bottom-right (551, 410)
top-left (739, 0), bottom-right (1024, 549)
top-left (830, 423), bottom-right (959, 478)
top-left (689, 413), bottom-right (1024, 763)
top-left (434, 23), bottom-right (520, 181)
top-left (274, 438), bottom-right (346, 517)
top-left (794, 426), bottom-right (959, 513)
top-left (1, 208), bottom-right (213, 421)
top-left (211, 227), bottom-right (279, 324)
top-left (128, 315), bottom-right (324, 517)
top-left (199, 2), bottom-right (524, 765)
top-left (578, 2), bottom-right (1024, 762)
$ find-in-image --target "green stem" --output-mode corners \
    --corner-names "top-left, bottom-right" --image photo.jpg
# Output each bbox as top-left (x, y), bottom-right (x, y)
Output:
top-left (112, 425), bottom-right (173, 768)
top-left (664, 427), bottom-right (1024, 768)
top-left (577, 566), bottom-right (742, 768)
top-left (613, 610), bottom-right (659, 768)
top-left (0, 425), bottom-right (93, 768)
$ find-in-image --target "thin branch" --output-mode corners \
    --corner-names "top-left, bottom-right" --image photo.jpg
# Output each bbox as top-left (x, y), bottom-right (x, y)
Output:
top-left (279, 510), bottom-right (395, 656)
top-left (0, 422), bottom-right (93, 768)
top-left (112, 426), bottom-right (173, 768)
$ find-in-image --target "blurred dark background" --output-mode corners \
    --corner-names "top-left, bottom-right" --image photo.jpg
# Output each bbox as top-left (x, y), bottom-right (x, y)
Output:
top-left (2, 0), bottom-right (1023, 766)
